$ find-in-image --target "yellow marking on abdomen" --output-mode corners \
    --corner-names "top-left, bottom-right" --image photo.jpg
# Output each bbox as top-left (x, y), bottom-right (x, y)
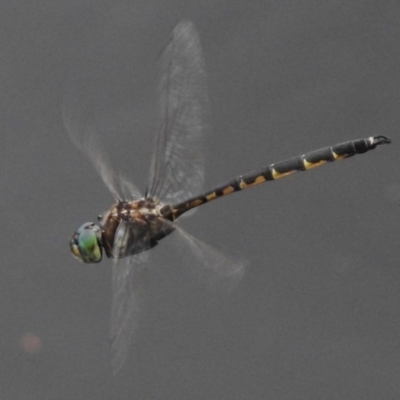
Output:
top-left (272, 169), bottom-right (296, 180)
top-left (190, 199), bottom-right (204, 207)
top-left (222, 186), bottom-right (235, 195)
top-left (206, 192), bottom-right (217, 201)
top-left (239, 175), bottom-right (266, 189)
top-left (333, 152), bottom-right (346, 160)
top-left (303, 159), bottom-right (327, 170)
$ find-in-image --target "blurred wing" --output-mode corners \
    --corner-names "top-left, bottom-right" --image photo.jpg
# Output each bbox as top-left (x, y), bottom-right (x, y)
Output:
top-left (110, 217), bottom-right (245, 373)
top-left (110, 222), bottom-right (150, 374)
top-left (148, 20), bottom-right (208, 208)
top-left (63, 81), bottom-right (141, 202)
top-left (172, 224), bottom-right (246, 291)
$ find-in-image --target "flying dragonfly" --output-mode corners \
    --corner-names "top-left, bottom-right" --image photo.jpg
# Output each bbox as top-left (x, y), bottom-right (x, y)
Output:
top-left (64, 20), bottom-right (391, 373)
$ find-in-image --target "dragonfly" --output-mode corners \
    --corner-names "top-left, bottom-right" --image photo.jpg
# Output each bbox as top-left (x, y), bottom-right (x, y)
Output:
top-left (64, 20), bottom-right (391, 374)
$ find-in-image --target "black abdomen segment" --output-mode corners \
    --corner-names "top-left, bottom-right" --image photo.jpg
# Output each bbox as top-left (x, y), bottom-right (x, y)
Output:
top-left (167, 135), bottom-right (391, 219)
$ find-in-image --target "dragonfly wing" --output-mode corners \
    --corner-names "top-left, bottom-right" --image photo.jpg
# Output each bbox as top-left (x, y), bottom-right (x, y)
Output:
top-left (63, 78), bottom-right (141, 202)
top-left (171, 223), bottom-right (246, 291)
top-left (110, 218), bottom-right (244, 373)
top-left (148, 20), bottom-right (208, 208)
top-left (110, 222), bottom-right (150, 374)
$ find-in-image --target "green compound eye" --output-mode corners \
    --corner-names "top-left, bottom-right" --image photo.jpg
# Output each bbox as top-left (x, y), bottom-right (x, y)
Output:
top-left (70, 222), bottom-right (103, 263)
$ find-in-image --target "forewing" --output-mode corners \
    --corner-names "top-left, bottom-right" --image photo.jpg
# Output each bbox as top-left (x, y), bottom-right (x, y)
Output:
top-left (110, 219), bottom-right (245, 373)
top-left (63, 78), bottom-right (141, 202)
top-left (110, 222), bottom-right (150, 374)
top-left (148, 20), bottom-right (208, 207)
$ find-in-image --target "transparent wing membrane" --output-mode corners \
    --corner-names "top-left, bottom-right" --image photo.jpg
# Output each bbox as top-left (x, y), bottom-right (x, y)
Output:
top-left (63, 76), bottom-right (141, 202)
top-left (171, 224), bottom-right (246, 291)
top-left (148, 20), bottom-right (207, 209)
top-left (110, 219), bottom-right (245, 374)
top-left (111, 243), bottom-right (149, 374)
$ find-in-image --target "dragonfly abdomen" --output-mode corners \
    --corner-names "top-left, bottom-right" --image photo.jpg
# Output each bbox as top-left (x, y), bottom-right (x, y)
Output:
top-left (170, 135), bottom-right (390, 219)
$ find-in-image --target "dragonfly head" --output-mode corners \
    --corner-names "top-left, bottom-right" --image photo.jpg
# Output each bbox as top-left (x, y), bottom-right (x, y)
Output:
top-left (70, 222), bottom-right (103, 263)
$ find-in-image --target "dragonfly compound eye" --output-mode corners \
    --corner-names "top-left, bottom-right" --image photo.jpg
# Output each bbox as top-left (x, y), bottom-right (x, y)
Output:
top-left (70, 222), bottom-right (103, 263)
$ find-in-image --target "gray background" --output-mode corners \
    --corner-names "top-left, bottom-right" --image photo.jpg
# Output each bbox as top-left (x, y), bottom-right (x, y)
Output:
top-left (1, 1), bottom-right (400, 399)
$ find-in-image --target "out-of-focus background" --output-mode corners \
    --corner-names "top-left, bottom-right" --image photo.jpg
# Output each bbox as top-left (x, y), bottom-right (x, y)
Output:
top-left (1, 1), bottom-right (399, 399)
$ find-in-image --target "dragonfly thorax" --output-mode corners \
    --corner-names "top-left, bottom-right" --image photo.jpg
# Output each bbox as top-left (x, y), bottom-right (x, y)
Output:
top-left (71, 198), bottom-right (175, 264)
top-left (98, 198), bottom-right (175, 260)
